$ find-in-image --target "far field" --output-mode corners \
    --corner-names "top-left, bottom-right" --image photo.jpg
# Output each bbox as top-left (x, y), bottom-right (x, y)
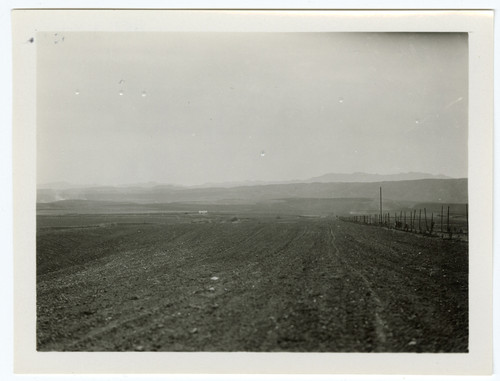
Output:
top-left (37, 212), bottom-right (468, 352)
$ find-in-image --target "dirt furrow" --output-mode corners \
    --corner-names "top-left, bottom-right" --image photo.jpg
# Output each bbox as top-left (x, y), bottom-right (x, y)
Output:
top-left (328, 225), bottom-right (389, 351)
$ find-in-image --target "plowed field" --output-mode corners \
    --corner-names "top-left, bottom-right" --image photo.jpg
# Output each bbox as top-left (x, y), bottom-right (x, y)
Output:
top-left (37, 215), bottom-right (468, 352)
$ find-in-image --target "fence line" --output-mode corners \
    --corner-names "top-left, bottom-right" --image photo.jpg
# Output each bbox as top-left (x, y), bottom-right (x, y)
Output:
top-left (338, 204), bottom-right (468, 241)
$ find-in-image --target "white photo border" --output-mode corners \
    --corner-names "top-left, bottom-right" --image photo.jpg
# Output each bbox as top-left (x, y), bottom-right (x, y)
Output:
top-left (11, 9), bottom-right (494, 375)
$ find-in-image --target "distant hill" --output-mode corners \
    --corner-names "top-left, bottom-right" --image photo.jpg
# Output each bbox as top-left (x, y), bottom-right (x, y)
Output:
top-left (37, 178), bottom-right (467, 205)
top-left (192, 171), bottom-right (450, 188)
top-left (38, 172), bottom-right (451, 191)
top-left (38, 181), bottom-right (185, 190)
top-left (307, 172), bottom-right (451, 183)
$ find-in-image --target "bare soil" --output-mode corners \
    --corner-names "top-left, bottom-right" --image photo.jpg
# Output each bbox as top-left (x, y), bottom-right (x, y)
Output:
top-left (36, 215), bottom-right (468, 352)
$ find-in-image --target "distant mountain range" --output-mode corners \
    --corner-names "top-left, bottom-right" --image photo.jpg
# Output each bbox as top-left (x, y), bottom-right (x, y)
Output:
top-left (306, 172), bottom-right (450, 183)
top-left (37, 176), bottom-right (467, 205)
top-left (38, 172), bottom-right (452, 191)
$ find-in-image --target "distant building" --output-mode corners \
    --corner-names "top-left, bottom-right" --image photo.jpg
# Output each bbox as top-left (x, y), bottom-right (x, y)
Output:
top-left (198, 210), bottom-right (208, 215)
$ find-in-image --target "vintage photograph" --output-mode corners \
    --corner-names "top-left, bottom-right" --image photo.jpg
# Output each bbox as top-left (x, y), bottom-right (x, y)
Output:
top-left (36, 31), bottom-right (469, 353)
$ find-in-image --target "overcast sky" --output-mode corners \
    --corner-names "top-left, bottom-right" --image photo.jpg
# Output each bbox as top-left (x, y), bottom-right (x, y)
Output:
top-left (37, 32), bottom-right (468, 187)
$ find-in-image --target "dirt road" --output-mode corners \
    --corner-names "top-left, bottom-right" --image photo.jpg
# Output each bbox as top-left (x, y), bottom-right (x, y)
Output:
top-left (37, 216), bottom-right (468, 352)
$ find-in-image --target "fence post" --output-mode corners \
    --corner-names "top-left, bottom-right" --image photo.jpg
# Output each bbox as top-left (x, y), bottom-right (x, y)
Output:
top-left (447, 206), bottom-right (451, 239)
top-left (441, 205), bottom-right (444, 238)
top-left (424, 208), bottom-right (428, 233)
top-left (379, 187), bottom-right (383, 225)
top-left (466, 203), bottom-right (469, 239)
top-left (419, 209), bottom-right (422, 233)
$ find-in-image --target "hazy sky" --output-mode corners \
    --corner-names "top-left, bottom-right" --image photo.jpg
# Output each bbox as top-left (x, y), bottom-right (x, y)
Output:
top-left (37, 32), bottom-right (468, 186)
